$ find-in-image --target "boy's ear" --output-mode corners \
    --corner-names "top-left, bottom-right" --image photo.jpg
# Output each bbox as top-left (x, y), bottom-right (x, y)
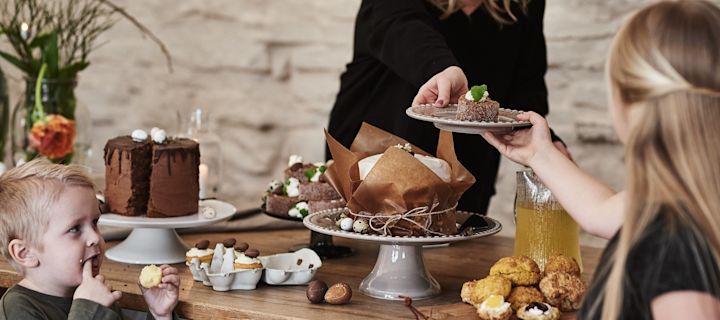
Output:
top-left (8, 239), bottom-right (39, 268)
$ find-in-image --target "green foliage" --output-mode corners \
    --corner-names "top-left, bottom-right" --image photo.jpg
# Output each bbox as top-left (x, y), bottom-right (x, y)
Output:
top-left (470, 84), bottom-right (488, 101)
top-left (0, 0), bottom-right (172, 81)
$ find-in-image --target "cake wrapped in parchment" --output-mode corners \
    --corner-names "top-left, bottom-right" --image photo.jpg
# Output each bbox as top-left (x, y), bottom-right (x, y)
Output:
top-left (324, 123), bottom-right (475, 236)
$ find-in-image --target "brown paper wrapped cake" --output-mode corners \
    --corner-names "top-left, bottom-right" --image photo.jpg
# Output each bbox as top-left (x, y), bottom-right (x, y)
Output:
top-left (324, 123), bottom-right (475, 236)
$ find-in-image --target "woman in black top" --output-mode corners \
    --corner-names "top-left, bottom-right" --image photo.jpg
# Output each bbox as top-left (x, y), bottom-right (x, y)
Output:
top-left (327, 0), bottom-right (568, 214)
top-left (482, 1), bottom-right (720, 318)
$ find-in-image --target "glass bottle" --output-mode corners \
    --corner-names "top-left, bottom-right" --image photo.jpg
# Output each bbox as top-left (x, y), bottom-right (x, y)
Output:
top-left (514, 169), bottom-right (582, 271)
top-left (177, 108), bottom-right (222, 198)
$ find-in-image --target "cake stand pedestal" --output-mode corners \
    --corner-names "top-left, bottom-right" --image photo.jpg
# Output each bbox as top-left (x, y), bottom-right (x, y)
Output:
top-left (99, 200), bottom-right (236, 265)
top-left (262, 206), bottom-right (354, 259)
top-left (304, 208), bottom-right (501, 300)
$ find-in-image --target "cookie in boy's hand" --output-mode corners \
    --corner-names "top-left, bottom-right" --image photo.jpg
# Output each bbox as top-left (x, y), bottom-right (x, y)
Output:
top-left (139, 265), bottom-right (163, 288)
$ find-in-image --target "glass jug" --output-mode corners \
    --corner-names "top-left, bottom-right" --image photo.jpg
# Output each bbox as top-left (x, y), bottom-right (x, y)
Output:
top-left (514, 169), bottom-right (582, 271)
top-left (176, 108), bottom-right (223, 198)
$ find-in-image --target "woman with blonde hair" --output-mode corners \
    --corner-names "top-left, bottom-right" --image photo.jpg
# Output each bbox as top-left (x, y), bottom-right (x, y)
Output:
top-left (328, 0), bottom-right (569, 216)
top-left (483, 1), bottom-right (720, 318)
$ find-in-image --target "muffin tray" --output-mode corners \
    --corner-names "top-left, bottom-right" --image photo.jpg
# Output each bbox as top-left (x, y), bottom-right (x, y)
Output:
top-left (187, 248), bottom-right (322, 291)
top-left (406, 104), bottom-right (532, 134)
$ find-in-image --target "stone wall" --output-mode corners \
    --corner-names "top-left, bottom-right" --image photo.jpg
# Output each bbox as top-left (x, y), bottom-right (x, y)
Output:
top-left (3, 0), bottom-right (693, 246)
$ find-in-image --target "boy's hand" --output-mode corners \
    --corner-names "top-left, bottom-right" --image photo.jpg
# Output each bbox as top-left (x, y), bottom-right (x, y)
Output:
top-left (74, 260), bottom-right (122, 307)
top-left (140, 265), bottom-right (180, 320)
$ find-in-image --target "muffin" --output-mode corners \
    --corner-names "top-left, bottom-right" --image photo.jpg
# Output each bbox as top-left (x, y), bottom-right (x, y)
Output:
top-left (516, 302), bottom-right (560, 320)
top-left (490, 256), bottom-right (542, 286)
top-left (467, 275), bottom-right (512, 306)
top-left (476, 295), bottom-right (512, 320)
top-left (507, 286), bottom-right (545, 311)
top-left (234, 248), bottom-right (263, 269)
top-left (539, 272), bottom-right (586, 312)
top-left (185, 239), bottom-right (213, 265)
top-left (456, 84), bottom-right (499, 122)
top-left (544, 255), bottom-right (581, 276)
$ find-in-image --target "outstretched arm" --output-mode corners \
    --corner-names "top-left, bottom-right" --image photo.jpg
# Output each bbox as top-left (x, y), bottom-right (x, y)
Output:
top-left (482, 112), bottom-right (623, 239)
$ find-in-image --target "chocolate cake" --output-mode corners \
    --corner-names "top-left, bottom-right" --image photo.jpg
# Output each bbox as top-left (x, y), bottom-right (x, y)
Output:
top-left (456, 85), bottom-right (499, 122)
top-left (263, 155), bottom-right (343, 218)
top-left (147, 138), bottom-right (200, 218)
top-left (104, 136), bottom-right (152, 216)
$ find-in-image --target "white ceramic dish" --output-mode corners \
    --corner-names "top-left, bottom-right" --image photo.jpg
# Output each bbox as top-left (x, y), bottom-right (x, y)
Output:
top-left (406, 104), bottom-right (531, 134)
top-left (186, 248), bottom-right (322, 291)
top-left (201, 264), bottom-right (264, 291)
top-left (259, 249), bottom-right (322, 285)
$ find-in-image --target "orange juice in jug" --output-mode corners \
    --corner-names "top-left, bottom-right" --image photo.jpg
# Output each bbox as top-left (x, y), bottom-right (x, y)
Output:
top-left (513, 170), bottom-right (582, 271)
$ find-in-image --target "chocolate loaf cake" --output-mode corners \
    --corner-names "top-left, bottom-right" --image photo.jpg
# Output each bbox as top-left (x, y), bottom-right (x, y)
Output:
top-left (104, 136), bottom-right (152, 216)
top-left (147, 138), bottom-right (200, 218)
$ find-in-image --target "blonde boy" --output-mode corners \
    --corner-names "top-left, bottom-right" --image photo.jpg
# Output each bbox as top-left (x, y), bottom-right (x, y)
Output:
top-left (0, 159), bottom-right (179, 320)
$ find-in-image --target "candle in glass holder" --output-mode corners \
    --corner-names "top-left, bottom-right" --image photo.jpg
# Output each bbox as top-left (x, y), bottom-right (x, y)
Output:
top-left (199, 163), bottom-right (209, 198)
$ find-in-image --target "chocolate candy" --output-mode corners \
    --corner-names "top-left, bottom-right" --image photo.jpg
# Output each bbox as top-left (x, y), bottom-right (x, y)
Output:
top-left (245, 248), bottom-right (260, 258)
top-left (527, 302), bottom-right (548, 312)
top-left (222, 238), bottom-right (236, 248)
top-left (325, 283), bottom-right (352, 305)
top-left (234, 242), bottom-right (249, 252)
top-left (195, 240), bottom-right (210, 249)
top-left (306, 280), bottom-right (328, 304)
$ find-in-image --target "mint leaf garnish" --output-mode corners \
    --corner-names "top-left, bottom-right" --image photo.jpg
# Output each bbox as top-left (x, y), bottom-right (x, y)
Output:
top-left (470, 84), bottom-right (487, 101)
top-left (305, 168), bottom-right (315, 180)
top-left (318, 165), bottom-right (326, 174)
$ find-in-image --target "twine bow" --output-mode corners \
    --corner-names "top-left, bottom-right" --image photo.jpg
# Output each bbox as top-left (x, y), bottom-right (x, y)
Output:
top-left (351, 202), bottom-right (456, 236)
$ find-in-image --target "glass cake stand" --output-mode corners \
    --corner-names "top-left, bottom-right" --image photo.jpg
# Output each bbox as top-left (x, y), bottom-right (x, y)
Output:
top-left (303, 208), bottom-right (502, 300)
top-left (261, 205), bottom-right (354, 259)
top-left (99, 199), bottom-right (236, 264)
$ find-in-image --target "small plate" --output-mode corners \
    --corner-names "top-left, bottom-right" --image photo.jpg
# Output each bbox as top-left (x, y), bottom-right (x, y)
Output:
top-left (406, 104), bottom-right (531, 134)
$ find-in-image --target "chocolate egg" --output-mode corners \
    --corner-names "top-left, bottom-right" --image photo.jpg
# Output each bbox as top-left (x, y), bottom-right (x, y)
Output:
top-left (306, 280), bottom-right (328, 304)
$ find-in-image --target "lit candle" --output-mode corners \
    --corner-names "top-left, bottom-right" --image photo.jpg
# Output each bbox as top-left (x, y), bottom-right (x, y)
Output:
top-left (199, 163), bottom-right (209, 198)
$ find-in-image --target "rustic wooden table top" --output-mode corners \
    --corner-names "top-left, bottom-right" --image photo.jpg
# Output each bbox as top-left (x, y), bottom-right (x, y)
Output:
top-left (0, 229), bottom-right (602, 320)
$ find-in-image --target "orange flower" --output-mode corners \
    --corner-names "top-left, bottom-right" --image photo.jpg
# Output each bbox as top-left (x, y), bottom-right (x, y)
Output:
top-left (29, 114), bottom-right (76, 159)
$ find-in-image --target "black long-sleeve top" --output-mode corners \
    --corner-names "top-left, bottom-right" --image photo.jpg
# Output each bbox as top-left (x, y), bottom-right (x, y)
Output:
top-left (328, 0), bottom-right (549, 213)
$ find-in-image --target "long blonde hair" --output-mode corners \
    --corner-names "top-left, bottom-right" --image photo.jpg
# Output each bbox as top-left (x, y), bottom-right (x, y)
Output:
top-left (428, 0), bottom-right (529, 24)
top-left (596, 1), bottom-right (720, 318)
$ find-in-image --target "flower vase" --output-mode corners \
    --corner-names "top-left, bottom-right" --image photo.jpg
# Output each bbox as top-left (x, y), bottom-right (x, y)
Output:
top-left (0, 66), bottom-right (9, 173)
top-left (11, 78), bottom-right (91, 166)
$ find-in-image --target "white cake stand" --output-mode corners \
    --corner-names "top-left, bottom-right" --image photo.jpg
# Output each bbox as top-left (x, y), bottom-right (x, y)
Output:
top-left (303, 208), bottom-right (501, 300)
top-left (99, 199), bottom-right (236, 265)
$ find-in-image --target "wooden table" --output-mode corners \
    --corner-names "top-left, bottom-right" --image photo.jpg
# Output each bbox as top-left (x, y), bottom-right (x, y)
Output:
top-left (0, 230), bottom-right (602, 319)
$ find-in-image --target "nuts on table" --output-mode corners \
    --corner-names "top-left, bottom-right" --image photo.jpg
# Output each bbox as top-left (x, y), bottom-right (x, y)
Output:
top-left (306, 280), bottom-right (329, 304)
top-left (325, 283), bottom-right (352, 305)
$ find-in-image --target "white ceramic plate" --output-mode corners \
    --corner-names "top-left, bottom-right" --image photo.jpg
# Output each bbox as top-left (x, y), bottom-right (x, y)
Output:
top-left (406, 104), bottom-right (532, 134)
top-left (303, 207), bottom-right (502, 245)
top-left (98, 199), bottom-right (236, 228)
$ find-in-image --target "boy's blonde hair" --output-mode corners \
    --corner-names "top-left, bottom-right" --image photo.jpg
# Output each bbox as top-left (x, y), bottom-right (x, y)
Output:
top-left (0, 159), bottom-right (95, 271)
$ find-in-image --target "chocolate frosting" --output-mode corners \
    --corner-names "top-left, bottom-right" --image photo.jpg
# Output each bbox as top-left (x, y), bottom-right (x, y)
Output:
top-left (147, 138), bottom-right (200, 217)
top-left (104, 136), bottom-right (152, 216)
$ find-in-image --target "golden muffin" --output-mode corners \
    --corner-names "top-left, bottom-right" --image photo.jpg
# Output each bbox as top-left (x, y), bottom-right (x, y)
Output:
top-left (539, 272), bottom-right (586, 312)
top-left (516, 302), bottom-right (561, 320)
top-left (507, 286), bottom-right (545, 311)
top-left (466, 275), bottom-right (512, 306)
top-left (489, 256), bottom-right (542, 286)
top-left (544, 255), bottom-right (581, 276)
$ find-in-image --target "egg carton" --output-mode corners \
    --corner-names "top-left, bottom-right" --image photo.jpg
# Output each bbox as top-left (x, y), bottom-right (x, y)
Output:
top-left (187, 248), bottom-right (322, 291)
